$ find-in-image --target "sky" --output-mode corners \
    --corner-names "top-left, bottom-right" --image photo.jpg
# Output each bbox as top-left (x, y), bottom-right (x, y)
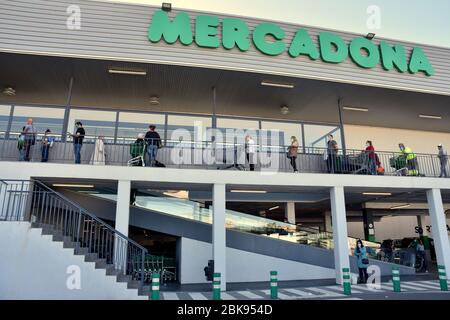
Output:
top-left (95, 0), bottom-right (450, 48)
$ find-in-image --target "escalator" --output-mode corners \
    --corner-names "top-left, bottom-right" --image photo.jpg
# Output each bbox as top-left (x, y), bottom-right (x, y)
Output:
top-left (58, 188), bottom-right (416, 277)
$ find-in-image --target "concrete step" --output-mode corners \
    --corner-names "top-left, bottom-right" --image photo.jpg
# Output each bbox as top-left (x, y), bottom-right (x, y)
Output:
top-left (117, 273), bottom-right (132, 283)
top-left (95, 259), bottom-right (108, 269)
top-left (139, 286), bottom-right (151, 297)
top-left (84, 253), bottom-right (99, 262)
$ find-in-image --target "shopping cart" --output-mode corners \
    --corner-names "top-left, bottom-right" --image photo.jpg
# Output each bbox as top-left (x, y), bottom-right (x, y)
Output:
top-left (389, 155), bottom-right (408, 176)
top-left (128, 140), bottom-right (146, 167)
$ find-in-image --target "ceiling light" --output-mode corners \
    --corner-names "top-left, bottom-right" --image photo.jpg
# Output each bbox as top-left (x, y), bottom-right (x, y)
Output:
top-left (161, 2), bottom-right (172, 11)
top-left (390, 204), bottom-right (411, 210)
top-left (419, 114), bottom-right (442, 120)
top-left (2, 86), bottom-right (16, 96)
top-left (52, 184), bottom-right (95, 188)
top-left (268, 206), bottom-right (280, 211)
top-left (280, 105), bottom-right (290, 115)
top-left (343, 106), bottom-right (369, 112)
top-left (230, 190), bottom-right (267, 193)
top-left (365, 33), bottom-right (376, 40)
top-left (362, 192), bottom-right (392, 196)
top-left (149, 96), bottom-right (160, 105)
top-left (261, 81), bottom-right (294, 89)
top-left (108, 69), bottom-right (147, 76)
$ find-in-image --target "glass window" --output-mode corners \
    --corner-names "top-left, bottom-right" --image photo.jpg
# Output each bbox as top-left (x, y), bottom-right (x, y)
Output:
top-left (68, 109), bottom-right (117, 141)
top-left (0, 105), bottom-right (11, 138)
top-left (167, 115), bottom-right (212, 146)
top-left (10, 106), bottom-right (65, 140)
top-left (261, 121), bottom-right (302, 151)
top-left (216, 118), bottom-right (260, 146)
top-left (303, 124), bottom-right (341, 152)
top-left (117, 112), bottom-right (165, 143)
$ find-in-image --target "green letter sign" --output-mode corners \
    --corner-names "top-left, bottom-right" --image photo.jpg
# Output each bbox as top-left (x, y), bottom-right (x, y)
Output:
top-left (409, 47), bottom-right (434, 76)
top-left (319, 32), bottom-right (348, 63)
top-left (147, 10), bottom-right (434, 77)
top-left (148, 10), bottom-right (193, 45)
top-left (349, 37), bottom-right (380, 69)
top-left (288, 28), bottom-right (319, 60)
top-left (253, 23), bottom-right (286, 56)
top-left (379, 41), bottom-right (408, 73)
top-left (222, 18), bottom-right (250, 51)
top-left (195, 15), bottom-right (220, 48)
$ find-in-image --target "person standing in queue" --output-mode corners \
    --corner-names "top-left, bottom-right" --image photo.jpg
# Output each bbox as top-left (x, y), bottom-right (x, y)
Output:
top-left (438, 144), bottom-right (448, 178)
top-left (365, 140), bottom-right (377, 175)
top-left (287, 136), bottom-right (299, 173)
top-left (245, 135), bottom-right (256, 171)
top-left (327, 134), bottom-right (338, 173)
top-left (68, 122), bottom-right (85, 164)
top-left (23, 118), bottom-right (36, 161)
top-left (145, 125), bottom-right (162, 167)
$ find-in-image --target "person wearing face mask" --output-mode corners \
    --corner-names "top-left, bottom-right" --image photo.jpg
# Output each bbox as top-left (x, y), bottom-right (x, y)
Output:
top-left (364, 140), bottom-right (377, 175)
top-left (354, 239), bottom-right (369, 284)
top-left (287, 136), bottom-right (299, 173)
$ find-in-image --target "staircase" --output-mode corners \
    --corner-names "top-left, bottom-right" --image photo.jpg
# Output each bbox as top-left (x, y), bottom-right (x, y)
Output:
top-left (0, 179), bottom-right (150, 299)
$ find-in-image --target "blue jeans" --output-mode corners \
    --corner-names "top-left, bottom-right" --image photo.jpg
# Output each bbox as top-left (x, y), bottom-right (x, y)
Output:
top-left (18, 148), bottom-right (25, 161)
top-left (74, 143), bottom-right (82, 164)
top-left (147, 145), bottom-right (158, 166)
top-left (368, 158), bottom-right (376, 175)
top-left (41, 145), bottom-right (49, 162)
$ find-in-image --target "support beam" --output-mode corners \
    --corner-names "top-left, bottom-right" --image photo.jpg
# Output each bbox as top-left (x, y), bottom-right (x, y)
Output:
top-left (324, 211), bottom-right (332, 233)
top-left (330, 186), bottom-right (350, 284)
top-left (362, 208), bottom-right (376, 242)
top-left (285, 202), bottom-right (296, 224)
top-left (114, 180), bottom-right (131, 273)
top-left (213, 183), bottom-right (226, 291)
top-left (426, 189), bottom-right (450, 280)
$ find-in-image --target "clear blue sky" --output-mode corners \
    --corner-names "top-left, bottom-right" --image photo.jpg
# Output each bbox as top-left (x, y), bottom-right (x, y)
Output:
top-left (100, 0), bottom-right (450, 48)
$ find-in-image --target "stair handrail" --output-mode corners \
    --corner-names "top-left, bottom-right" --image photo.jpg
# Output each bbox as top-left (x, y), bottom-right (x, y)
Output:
top-left (32, 179), bottom-right (147, 253)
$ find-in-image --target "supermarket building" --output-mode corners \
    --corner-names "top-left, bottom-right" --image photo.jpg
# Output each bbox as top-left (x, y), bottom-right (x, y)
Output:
top-left (0, 0), bottom-right (449, 299)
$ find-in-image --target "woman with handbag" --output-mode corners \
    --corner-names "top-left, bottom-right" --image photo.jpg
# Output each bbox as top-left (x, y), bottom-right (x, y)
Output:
top-left (354, 239), bottom-right (369, 284)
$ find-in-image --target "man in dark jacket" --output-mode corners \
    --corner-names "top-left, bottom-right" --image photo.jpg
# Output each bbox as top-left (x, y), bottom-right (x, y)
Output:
top-left (144, 125), bottom-right (162, 167)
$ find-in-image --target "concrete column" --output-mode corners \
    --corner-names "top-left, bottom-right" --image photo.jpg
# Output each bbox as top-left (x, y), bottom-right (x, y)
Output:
top-left (213, 183), bottom-right (226, 291)
top-left (330, 186), bottom-right (350, 284)
top-left (114, 180), bottom-right (131, 273)
top-left (324, 211), bottom-right (332, 233)
top-left (362, 208), bottom-right (376, 242)
top-left (426, 189), bottom-right (450, 280)
top-left (285, 202), bottom-right (296, 224)
top-left (116, 180), bottom-right (131, 236)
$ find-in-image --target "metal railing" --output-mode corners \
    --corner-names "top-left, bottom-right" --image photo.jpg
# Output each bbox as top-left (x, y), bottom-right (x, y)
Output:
top-left (0, 179), bottom-right (148, 288)
top-left (1, 134), bottom-right (449, 178)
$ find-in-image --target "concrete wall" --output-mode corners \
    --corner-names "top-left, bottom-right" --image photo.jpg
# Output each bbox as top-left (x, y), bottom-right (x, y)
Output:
top-left (0, 222), bottom-right (146, 300)
top-left (179, 237), bottom-right (335, 284)
top-left (345, 124), bottom-right (450, 154)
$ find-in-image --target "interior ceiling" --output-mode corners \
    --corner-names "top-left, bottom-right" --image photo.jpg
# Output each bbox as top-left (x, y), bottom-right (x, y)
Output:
top-left (1, 52), bottom-right (450, 132)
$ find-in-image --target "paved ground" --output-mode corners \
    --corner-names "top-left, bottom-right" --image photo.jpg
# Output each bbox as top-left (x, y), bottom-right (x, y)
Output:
top-left (160, 280), bottom-right (450, 300)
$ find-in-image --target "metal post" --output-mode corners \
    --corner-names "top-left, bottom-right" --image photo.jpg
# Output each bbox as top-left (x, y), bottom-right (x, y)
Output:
top-left (151, 273), bottom-right (160, 300)
top-left (342, 268), bottom-right (351, 295)
top-left (213, 272), bottom-right (221, 300)
top-left (337, 98), bottom-right (347, 156)
top-left (438, 265), bottom-right (448, 291)
top-left (392, 267), bottom-right (401, 292)
top-left (270, 271), bottom-right (278, 299)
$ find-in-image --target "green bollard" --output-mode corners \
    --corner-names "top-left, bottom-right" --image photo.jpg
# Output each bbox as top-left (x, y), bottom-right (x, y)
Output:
top-left (151, 273), bottom-right (160, 300)
top-left (270, 271), bottom-right (278, 299)
top-left (342, 268), bottom-right (351, 295)
top-left (438, 265), bottom-right (448, 291)
top-left (392, 267), bottom-right (401, 292)
top-left (213, 272), bottom-right (221, 300)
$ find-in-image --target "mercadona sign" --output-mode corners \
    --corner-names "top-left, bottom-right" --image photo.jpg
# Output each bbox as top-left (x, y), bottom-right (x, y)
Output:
top-left (148, 10), bottom-right (434, 77)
